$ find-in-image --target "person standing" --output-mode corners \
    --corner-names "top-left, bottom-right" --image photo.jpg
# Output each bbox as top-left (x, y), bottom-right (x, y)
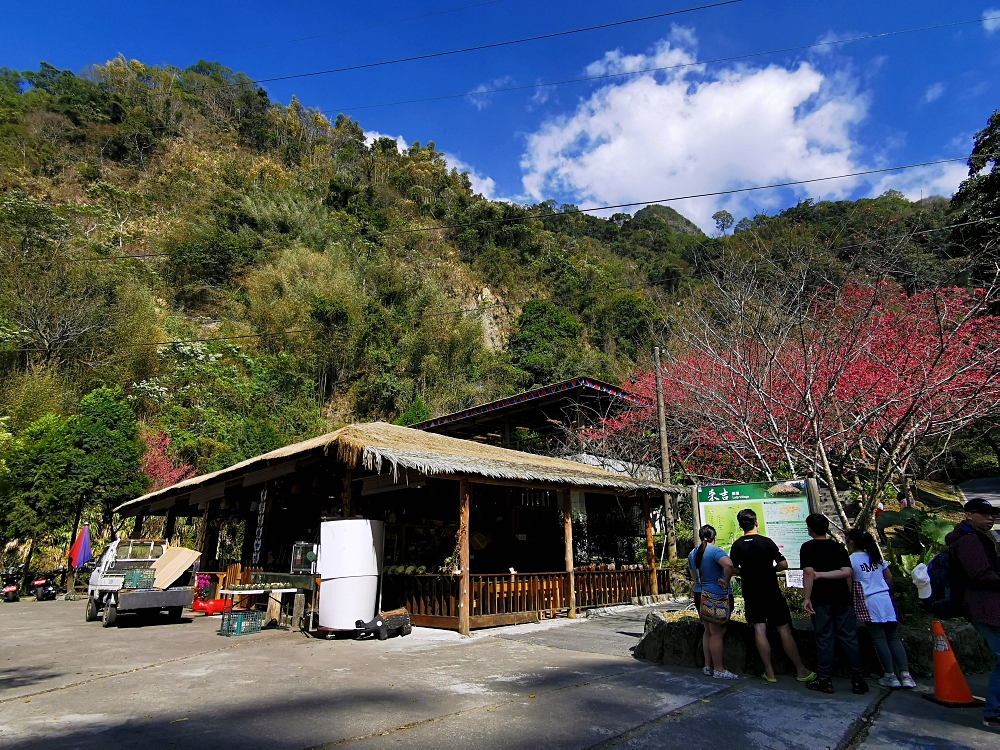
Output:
top-left (728, 508), bottom-right (816, 684)
top-left (846, 528), bottom-right (916, 689)
top-left (945, 498), bottom-right (1000, 730)
top-left (688, 524), bottom-right (738, 680)
top-left (800, 513), bottom-right (869, 695)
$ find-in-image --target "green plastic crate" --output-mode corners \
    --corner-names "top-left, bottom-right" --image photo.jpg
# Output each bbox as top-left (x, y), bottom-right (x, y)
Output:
top-left (219, 609), bottom-right (264, 636)
top-left (122, 568), bottom-right (156, 589)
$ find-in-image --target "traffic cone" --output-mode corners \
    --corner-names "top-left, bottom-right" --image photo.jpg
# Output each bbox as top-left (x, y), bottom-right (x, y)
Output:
top-left (922, 621), bottom-right (984, 708)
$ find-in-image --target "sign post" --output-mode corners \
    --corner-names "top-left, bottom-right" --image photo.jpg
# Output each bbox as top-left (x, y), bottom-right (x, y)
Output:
top-left (696, 480), bottom-right (812, 568)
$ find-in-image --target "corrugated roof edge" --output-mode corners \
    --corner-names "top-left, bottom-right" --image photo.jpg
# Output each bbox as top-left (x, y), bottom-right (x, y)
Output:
top-left (409, 376), bottom-right (648, 431)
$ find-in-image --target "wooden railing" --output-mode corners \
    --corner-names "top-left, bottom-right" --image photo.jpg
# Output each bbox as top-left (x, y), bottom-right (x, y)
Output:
top-left (383, 574), bottom-right (460, 625)
top-left (470, 572), bottom-right (567, 623)
top-left (382, 567), bottom-right (671, 629)
top-left (574, 569), bottom-right (666, 609)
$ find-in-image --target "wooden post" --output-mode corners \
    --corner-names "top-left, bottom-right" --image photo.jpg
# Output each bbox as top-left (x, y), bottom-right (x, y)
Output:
top-left (805, 477), bottom-right (822, 515)
top-left (458, 478), bottom-right (471, 636)
top-left (163, 507), bottom-right (176, 544)
top-left (642, 495), bottom-right (658, 596)
top-left (562, 488), bottom-right (576, 619)
top-left (691, 485), bottom-right (701, 533)
top-left (654, 347), bottom-right (678, 561)
top-left (342, 469), bottom-right (353, 517)
top-left (129, 512), bottom-right (146, 539)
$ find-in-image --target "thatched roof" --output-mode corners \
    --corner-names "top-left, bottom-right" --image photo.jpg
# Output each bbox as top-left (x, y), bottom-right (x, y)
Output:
top-left (117, 422), bottom-right (674, 513)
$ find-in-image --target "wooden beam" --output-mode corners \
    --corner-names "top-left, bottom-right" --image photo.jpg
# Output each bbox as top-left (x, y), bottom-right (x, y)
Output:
top-left (642, 495), bottom-right (658, 596)
top-left (563, 488), bottom-right (576, 619)
top-left (458, 478), bottom-right (471, 636)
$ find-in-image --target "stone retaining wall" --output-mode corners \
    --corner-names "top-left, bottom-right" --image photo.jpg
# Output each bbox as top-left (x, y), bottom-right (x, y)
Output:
top-left (634, 611), bottom-right (993, 678)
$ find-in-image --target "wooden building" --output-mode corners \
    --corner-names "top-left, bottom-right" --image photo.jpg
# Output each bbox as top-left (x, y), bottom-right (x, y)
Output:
top-left (116, 422), bottom-right (677, 634)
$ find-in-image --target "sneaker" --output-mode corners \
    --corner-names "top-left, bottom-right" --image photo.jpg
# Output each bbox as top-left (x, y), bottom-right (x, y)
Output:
top-left (878, 674), bottom-right (902, 689)
top-left (852, 678), bottom-right (870, 695)
top-left (713, 670), bottom-right (740, 680)
top-left (899, 673), bottom-right (916, 689)
top-left (983, 716), bottom-right (1000, 730)
top-left (702, 666), bottom-right (712, 677)
top-left (807, 679), bottom-right (835, 694)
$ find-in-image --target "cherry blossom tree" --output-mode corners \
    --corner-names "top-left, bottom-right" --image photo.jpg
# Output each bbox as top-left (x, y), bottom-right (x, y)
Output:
top-left (588, 266), bottom-right (1000, 531)
top-left (141, 428), bottom-right (195, 492)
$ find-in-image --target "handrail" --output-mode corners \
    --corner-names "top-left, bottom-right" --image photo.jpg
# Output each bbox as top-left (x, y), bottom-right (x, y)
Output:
top-left (381, 567), bottom-right (671, 622)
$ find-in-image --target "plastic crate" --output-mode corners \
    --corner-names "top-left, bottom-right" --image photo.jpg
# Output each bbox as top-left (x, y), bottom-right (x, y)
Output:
top-left (219, 609), bottom-right (264, 636)
top-left (122, 568), bottom-right (156, 589)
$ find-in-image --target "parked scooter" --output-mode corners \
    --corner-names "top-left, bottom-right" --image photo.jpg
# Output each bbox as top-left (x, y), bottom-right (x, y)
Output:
top-left (31, 569), bottom-right (59, 601)
top-left (2, 565), bottom-right (23, 602)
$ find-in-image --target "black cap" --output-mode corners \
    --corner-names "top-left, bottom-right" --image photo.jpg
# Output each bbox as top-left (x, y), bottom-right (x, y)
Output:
top-left (964, 497), bottom-right (998, 515)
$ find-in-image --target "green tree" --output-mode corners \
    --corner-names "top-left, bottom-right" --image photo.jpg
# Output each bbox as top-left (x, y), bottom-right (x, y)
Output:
top-left (71, 386), bottom-right (147, 533)
top-left (952, 108), bottom-right (1000, 259)
top-left (0, 413), bottom-right (80, 550)
top-left (394, 396), bottom-right (432, 426)
top-left (712, 210), bottom-right (734, 236)
top-left (509, 300), bottom-right (585, 386)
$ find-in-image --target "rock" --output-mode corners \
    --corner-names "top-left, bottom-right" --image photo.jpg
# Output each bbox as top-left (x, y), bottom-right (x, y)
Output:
top-left (634, 611), bottom-right (993, 679)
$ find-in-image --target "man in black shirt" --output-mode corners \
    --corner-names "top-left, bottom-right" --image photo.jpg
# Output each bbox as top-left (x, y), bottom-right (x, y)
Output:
top-left (800, 513), bottom-right (868, 694)
top-left (729, 509), bottom-right (815, 683)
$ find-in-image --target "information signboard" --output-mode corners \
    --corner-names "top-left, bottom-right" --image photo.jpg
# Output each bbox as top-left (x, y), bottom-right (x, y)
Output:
top-left (696, 481), bottom-right (812, 569)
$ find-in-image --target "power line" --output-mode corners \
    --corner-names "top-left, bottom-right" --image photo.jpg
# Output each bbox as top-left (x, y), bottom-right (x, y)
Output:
top-left (385, 156), bottom-right (984, 235)
top-left (215, 0), bottom-right (509, 56)
top-left (201, 1), bottom-right (740, 90)
top-left (324, 14), bottom-right (1000, 113)
top-left (13, 155), bottom-right (995, 267)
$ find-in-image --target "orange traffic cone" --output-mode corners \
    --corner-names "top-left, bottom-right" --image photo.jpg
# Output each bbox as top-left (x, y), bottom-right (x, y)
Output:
top-left (922, 621), bottom-right (984, 708)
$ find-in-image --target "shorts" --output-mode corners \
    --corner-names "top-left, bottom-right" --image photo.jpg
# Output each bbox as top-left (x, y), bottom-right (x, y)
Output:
top-left (743, 589), bottom-right (792, 627)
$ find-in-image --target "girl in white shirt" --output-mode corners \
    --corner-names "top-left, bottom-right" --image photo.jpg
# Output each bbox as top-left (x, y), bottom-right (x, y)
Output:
top-left (847, 529), bottom-right (916, 689)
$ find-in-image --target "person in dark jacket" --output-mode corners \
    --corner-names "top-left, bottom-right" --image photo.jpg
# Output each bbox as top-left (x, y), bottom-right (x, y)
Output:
top-left (946, 497), bottom-right (1000, 729)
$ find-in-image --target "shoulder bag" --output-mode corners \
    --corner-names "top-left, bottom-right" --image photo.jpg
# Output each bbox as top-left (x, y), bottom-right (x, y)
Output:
top-left (695, 554), bottom-right (731, 625)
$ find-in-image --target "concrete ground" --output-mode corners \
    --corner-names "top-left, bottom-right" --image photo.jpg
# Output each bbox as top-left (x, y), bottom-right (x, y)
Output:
top-left (0, 598), bottom-right (994, 749)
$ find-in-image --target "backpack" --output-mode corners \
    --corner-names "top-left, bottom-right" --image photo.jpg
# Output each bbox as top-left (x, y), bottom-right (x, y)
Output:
top-left (923, 543), bottom-right (966, 619)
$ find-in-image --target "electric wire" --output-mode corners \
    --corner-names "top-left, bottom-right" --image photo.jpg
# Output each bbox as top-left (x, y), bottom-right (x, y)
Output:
top-left (385, 155), bottom-right (991, 235)
top-left (324, 14), bottom-right (1000, 113)
top-left (198, 1), bottom-right (740, 90)
top-left (17, 156), bottom-right (999, 265)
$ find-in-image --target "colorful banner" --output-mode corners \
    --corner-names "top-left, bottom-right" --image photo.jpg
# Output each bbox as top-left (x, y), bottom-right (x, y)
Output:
top-left (696, 481), bottom-right (812, 568)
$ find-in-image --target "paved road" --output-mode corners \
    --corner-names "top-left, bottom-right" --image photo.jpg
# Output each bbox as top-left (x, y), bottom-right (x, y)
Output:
top-left (0, 597), bottom-right (988, 748)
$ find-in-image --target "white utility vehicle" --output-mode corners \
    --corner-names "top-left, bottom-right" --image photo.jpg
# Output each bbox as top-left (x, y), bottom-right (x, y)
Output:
top-left (86, 539), bottom-right (197, 627)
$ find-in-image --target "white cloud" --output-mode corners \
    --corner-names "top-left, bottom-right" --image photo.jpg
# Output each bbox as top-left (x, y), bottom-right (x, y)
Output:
top-left (520, 27), bottom-right (869, 230)
top-left (468, 76), bottom-right (513, 111)
top-left (364, 131), bottom-right (407, 152)
top-left (923, 82), bottom-right (945, 103)
top-left (984, 7), bottom-right (1000, 33)
top-left (870, 162), bottom-right (967, 201)
top-left (445, 153), bottom-right (500, 200)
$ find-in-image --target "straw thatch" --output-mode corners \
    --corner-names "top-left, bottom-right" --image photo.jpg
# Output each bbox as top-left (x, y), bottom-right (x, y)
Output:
top-left (117, 422), bottom-right (674, 513)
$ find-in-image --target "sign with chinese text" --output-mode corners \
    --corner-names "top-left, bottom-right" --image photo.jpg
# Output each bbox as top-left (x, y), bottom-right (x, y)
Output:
top-left (696, 481), bottom-right (811, 568)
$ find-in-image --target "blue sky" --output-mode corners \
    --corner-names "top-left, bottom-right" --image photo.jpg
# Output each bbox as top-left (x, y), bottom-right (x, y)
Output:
top-left (3, 0), bottom-right (999, 229)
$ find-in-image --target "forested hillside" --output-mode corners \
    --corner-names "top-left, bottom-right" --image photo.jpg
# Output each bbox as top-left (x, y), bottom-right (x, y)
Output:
top-left (1, 56), bottom-right (994, 557)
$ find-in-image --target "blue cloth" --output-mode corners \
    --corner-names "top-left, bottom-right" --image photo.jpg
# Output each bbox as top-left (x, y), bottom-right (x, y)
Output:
top-left (973, 622), bottom-right (1000, 718)
top-left (69, 523), bottom-right (92, 569)
top-left (688, 544), bottom-right (730, 596)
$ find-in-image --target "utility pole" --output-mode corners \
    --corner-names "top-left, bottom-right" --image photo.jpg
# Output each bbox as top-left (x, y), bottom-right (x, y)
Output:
top-left (654, 347), bottom-right (677, 560)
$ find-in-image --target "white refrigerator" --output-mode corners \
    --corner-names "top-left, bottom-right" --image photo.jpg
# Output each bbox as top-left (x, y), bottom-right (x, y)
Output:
top-left (317, 519), bottom-right (384, 630)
